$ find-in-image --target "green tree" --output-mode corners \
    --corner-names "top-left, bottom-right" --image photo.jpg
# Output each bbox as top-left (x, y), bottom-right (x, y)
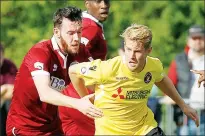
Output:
top-left (1, 0), bottom-right (204, 70)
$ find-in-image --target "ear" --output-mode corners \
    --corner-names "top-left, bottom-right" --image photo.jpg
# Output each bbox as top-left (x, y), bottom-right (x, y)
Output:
top-left (147, 46), bottom-right (152, 54)
top-left (53, 27), bottom-right (60, 38)
top-left (85, 0), bottom-right (90, 9)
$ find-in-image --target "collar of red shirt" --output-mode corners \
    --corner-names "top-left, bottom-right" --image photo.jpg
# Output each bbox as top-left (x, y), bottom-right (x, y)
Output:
top-left (51, 36), bottom-right (68, 69)
top-left (82, 11), bottom-right (103, 29)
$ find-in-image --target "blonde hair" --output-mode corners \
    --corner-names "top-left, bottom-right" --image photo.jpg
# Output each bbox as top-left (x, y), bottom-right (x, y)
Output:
top-left (120, 24), bottom-right (152, 49)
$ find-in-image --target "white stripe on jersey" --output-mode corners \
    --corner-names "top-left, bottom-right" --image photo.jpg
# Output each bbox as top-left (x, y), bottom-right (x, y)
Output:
top-left (31, 70), bottom-right (50, 77)
top-left (12, 127), bottom-right (17, 136)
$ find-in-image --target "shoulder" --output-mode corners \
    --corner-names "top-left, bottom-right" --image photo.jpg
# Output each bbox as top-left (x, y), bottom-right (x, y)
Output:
top-left (33, 40), bottom-right (51, 51)
top-left (106, 56), bottom-right (122, 64)
top-left (87, 56), bottom-right (120, 67)
top-left (82, 18), bottom-right (100, 33)
top-left (147, 56), bottom-right (161, 63)
top-left (102, 56), bottom-right (122, 70)
top-left (176, 51), bottom-right (186, 57)
top-left (22, 40), bottom-right (52, 65)
top-left (147, 56), bottom-right (163, 69)
top-left (174, 52), bottom-right (188, 66)
top-left (176, 51), bottom-right (187, 60)
top-left (83, 18), bottom-right (98, 28)
top-left (29, 40), bottom-right (52, 56)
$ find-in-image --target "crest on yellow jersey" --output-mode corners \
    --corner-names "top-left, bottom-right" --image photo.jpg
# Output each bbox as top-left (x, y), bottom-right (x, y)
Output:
top-left (144, 72), bottom-right (152, 84)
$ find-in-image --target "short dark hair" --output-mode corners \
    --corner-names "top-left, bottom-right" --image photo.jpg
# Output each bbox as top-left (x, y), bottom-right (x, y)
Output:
top-left (85, 0), bottom-right (110, 4)
top-left (53, 6), bottom-right (82, 28)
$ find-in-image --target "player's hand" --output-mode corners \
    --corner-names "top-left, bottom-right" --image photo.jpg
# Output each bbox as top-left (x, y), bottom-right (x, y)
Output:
top-left (181, 104), bottom-right (199, 127)
top-left (1, 84), bottom-right (14, 100)
top-left (74, 94), bottom-right (103, 119)
top-left (190, 70), bottom-right (205, 87)
top-left (1, 84), bottom-right (8, 96)
top-left (1, 84), bottom-right (14, 107)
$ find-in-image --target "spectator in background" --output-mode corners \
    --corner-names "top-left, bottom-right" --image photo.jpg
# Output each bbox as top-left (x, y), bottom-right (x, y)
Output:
top-left (168, 25), bottom-right (204, 135)
top-left (0, 43), bottom-right (18, 136)
top-left (6, 6), bottom-right (102, 136)
top-left (58, 0), bottom-right (110, 135)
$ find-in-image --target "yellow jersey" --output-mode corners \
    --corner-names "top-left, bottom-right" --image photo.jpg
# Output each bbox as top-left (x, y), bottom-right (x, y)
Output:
top-left (74, 56), bottom-right (165, 135)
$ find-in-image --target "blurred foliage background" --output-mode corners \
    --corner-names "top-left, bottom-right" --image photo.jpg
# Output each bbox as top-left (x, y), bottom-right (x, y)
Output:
top-left (1, 0), bottom-right (204, 71)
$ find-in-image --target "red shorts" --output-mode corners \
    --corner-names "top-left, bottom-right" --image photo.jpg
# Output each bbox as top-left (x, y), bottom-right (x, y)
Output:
top-left (6, 122), bottom-right (63, 136)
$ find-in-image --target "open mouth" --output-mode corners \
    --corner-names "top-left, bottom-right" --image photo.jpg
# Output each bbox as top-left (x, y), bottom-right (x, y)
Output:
top-left (129, 61), bottom-right (137, 66)
top-left (100, 10), bottom-right (109, 15)
top-left (101, 11), bottom-right (108, 14)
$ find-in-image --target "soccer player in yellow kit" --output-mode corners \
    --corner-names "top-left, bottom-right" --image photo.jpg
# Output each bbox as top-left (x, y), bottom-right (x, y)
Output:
top-left (69, 24), bottom-right (199, 135)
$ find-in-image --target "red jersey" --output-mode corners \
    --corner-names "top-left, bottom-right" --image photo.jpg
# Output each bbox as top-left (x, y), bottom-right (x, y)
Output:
top-left (58, 84), bottom-right (95, 135)
top-left (81, 11), bottom-right (107, 60)
top-left (6, 37), bottom-right (91, 136)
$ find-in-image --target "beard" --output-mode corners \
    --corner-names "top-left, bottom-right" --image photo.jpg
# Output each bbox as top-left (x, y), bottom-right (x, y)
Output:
top-left (60, 35), bottom-right (79, 55)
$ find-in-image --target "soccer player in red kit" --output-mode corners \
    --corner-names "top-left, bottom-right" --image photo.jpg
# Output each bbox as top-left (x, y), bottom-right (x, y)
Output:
top-left (81, 0), bottom-right (110, 60)
top-left (6, 6), bottom-right (103, 136)
top-left (58, 0), bottom-right (110, 135)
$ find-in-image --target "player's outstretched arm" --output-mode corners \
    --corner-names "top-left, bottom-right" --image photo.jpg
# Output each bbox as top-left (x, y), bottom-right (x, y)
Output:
top-left (191, 70), bottom-right (205, 87)
top-left (155, 75), bottom-right (199, 127)
top-left (33, 75), bottom-right (102, 119)
top-left (69, 64), bottom-right (90, 97)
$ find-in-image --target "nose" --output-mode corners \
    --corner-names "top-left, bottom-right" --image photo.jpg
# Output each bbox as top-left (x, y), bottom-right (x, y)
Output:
top-left (73, 33), bottom-right (79, 42)
top-left (129, 51), bottom-right (135, 60)
top-left (100, 0), bottom-right (110, 8)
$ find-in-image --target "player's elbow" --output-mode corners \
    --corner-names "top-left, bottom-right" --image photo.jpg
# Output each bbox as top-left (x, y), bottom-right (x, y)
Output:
top-left (39, 94), bottom-right (47, 102)
top-left (38, 89), bottom-right (50, 103)
top-left (69, 66), bottom-right (78, 79)
top-left (68, 65), bottom-right (75, 75)
top-left (39, 94), bottom-right (53, 104)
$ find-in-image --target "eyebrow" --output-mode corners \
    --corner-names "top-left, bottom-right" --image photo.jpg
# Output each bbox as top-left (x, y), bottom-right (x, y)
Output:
top-left (67, 27), bottom-right (82, 33)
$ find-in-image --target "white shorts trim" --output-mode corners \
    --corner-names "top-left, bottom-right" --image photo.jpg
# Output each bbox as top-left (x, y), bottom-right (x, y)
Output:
top-left (12, 127), bottom-right (17, 136)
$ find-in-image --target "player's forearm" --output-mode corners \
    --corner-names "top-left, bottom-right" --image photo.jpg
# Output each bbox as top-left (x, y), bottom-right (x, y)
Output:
top-left (155, 75), bottom-right (186, 109)
top-left (39, 87), bottom-right (77, 108)
top-left (69, 72), bottom-right (89, 97)
top-left (33, 75), bottom-right (79, 108)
